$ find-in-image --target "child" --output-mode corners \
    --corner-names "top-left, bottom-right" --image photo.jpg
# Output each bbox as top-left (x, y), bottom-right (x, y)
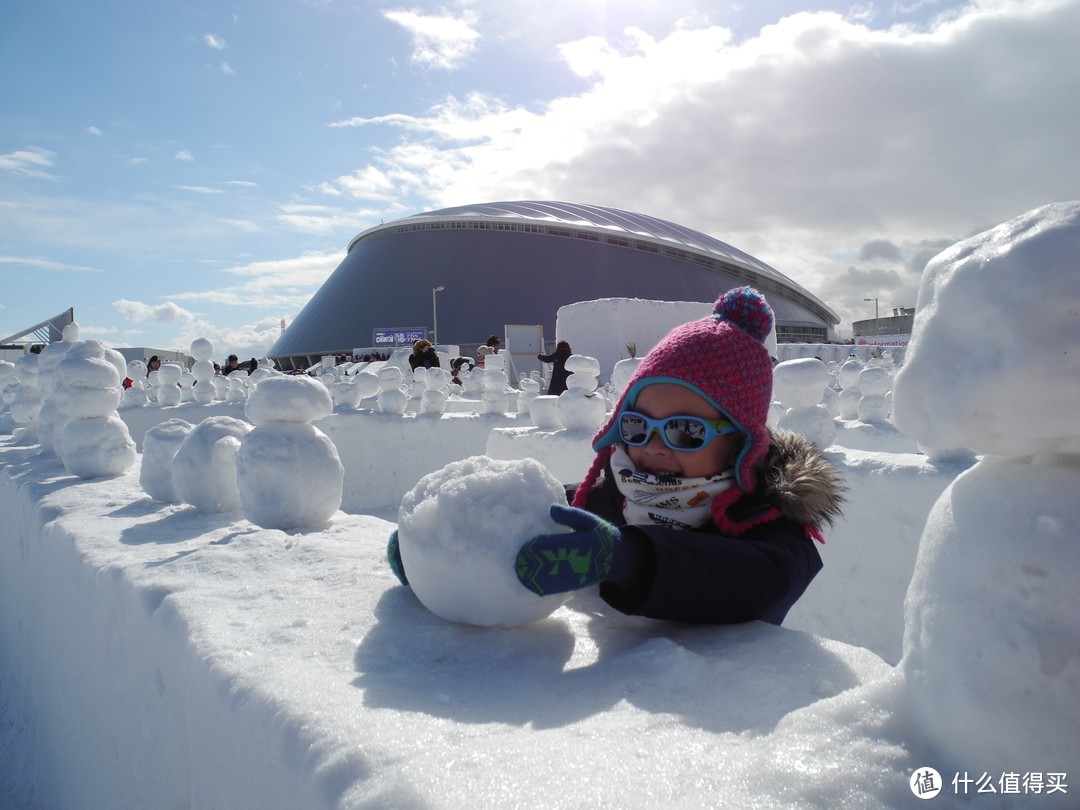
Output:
top-left (514, 286), bottom-right (844, 625)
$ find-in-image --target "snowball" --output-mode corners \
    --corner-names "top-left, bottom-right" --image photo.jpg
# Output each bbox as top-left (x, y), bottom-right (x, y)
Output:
top-left (189, 337), bottom-right (214, 361)
top-left (565, 354), bottom-right (600, 376)
top-left (397, 456), bottom-right (572, 627)
top-left (245, 375), bottom-right (333, 426)
top-left (237, 423), bottom-right (343, 529)
top-left (172, 416), bottom-right (253, 512)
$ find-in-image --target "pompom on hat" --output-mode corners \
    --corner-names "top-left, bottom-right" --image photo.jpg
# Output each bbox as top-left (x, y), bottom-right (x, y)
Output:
top-left (575, 287), bottom-right (775, 525)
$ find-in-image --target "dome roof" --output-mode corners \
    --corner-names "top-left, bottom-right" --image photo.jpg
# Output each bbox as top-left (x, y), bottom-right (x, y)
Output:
top-left (270, 201), bottom-right (838, 368)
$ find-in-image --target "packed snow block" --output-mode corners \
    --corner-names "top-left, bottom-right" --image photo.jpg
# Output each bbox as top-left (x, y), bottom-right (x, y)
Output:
top-left (313, 409), bottom-right (529, 512)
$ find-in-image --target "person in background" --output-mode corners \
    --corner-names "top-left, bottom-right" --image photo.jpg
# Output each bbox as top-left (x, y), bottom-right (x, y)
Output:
top-left (486, 335), bottom-right (501, 354)
top-left (223, 355), bottom-right (241, 375)
top-left (247, 357), bottom-right (259, 375)
top-left (146, 356), bottom-right (161, 375)
top-left (537, 340), bottom-right (573, 395)
top-left (408, 339), bottom-right (441, 371)
top-left (510, 286), bottom-right (846, 625)
top-left (475, 345), bottom-right (493, 369)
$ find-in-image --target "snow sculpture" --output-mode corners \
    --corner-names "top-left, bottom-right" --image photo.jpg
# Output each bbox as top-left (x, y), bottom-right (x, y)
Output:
top-left (856, 365), bottom-right (891, 423)
top-left (419, 367), bottom-right (450, 415)
top-left (481, 367), bottom-right (509, 414)
top-left (397, 455), bottom-right (572, 627)
top-left (123, 360), bottom-right (149, 407)
top-left (190, 338), bottom-right (218, 404)
top-left (377, 365), bottom-right (407, 414)
top-left (555, 354), bottom-right (605, 430)
top-left (172, 415), bottom-right (253, 512)
top-left (836, 358), bottom-right (863, 420)
top-left (773, 357), bottom-right (836, 449)
top-left (53, 340), bottom-right (136, 478)
top-left (156, 363), bottom-right (184, 407)
top-left (611, 355), bottom-right (642, 396)
top-left (140, 418), bottom-right (195, 502)
top-left (518, 376), bottom-right (540, 415)
top-left (238, 375), bottom-right (342, 529)
top-left (9, 352), bottom-right (44, 443)
top-left (892, 201), bottom-right (1080, 778)
top-left (353, 371), bottom-right (380, 408)
top-left (33, 337), bottom-right (76, 455)
top-left (225, 373), bottom-right (248, 403)
top-left (330, 375), bottom-right (362, 409)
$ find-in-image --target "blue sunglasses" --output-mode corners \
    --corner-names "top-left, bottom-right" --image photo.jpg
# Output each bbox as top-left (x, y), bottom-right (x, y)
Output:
top-left (618, 410), bottom-right (738, 451)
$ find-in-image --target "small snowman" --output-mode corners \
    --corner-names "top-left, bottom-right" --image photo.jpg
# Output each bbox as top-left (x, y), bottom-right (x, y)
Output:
top-left (836, 357), bottom-right (863, 420)
top-left (419, 367), bottom-right (450, 415)
top-left (225, 373), bottom-right (248, 403)
top-left (190, 338), bottom-right (218, 404)
top-left (53, 340), bottom-right (136, 478)
top-left (555, 354), bottom-right (606, 430)
top-left (155, 363), bottom-right (184, 407)
top-left (353, 371), bottom-right (380, 408)
top-left (855, 365), bottom-right (891, 423)
top-left (893, 201), bottom-right (1080, 778)
top-left (773, 357), bottom-right (836, 449)
top-left (480, 353), bottom-right (510, 414)
top-left (376, 365), bottom-right (408, 414)
top-left (9, 352), bottom-right (44, 443)
top-left (518, 375), bottom-right (540, 414)
top-left (611, 343), bottom-right (642, 396)
top-left (140, 418), bottom-right (195, 502)
top-left (237, 375), bottom-right (343, 529)
top-left (122, 360), bottom-right (150, 407)
top-left (395, 455), bottom-right (572, 627)
top-left (172, 415), bottom-right (253, 512)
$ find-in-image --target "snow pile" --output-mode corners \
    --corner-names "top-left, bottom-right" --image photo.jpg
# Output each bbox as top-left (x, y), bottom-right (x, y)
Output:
top-left (397, 455), bottom-right (571, 627)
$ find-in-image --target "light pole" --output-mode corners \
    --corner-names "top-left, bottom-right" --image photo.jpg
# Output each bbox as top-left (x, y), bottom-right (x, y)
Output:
top-left (863, 297), bottom-right (879, 338)
top-left (432, 285), bottom-right (445, 346)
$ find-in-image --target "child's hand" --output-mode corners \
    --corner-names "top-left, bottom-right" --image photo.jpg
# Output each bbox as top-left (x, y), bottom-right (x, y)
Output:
top-left (387, 529), bottom-right (409, 586)
top-left (515, 504), bottom-right (619, 596)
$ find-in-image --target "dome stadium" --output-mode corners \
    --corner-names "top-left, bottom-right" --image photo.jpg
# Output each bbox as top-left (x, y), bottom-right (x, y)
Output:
top-left (268, 201), bottom-right (839, 370)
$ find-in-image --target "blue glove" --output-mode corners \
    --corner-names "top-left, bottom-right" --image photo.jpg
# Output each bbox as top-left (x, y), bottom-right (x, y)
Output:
top-left (387, 530), bottom-right (409, 586)
top-left (515, 504), bottom-right (620, 596)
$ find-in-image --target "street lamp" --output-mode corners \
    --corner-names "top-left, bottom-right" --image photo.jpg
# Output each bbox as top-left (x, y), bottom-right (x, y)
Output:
top-left (432, 285), bottom-right (445, 346)
top-left (863, 297), bottom-right (879, 337)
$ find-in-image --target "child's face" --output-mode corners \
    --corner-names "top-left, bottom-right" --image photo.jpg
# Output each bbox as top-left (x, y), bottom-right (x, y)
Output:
top-left (625, 383), bottom-right (739, 478)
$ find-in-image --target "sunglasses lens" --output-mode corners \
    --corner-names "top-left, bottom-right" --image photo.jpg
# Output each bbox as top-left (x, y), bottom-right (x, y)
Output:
top-left (619, 413), bottom-right (649, 444)
top-left (663, 418), bottom-right (708, 449)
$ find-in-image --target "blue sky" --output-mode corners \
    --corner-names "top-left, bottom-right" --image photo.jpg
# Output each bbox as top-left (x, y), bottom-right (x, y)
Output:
top-left (2, 0), bottom-right (1078, 358)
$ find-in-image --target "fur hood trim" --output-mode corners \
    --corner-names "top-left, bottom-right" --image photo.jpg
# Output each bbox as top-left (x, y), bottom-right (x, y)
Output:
top-left (755, 427), bottom-right (846, 529)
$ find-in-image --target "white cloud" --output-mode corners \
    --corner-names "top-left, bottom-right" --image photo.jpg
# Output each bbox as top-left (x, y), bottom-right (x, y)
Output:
top-left (326, 1), bottom-right (1080, 331)
top-left (86, 126), bottom-right (102, 137)
top-left (127, 157), bottom-right (148, 166)
top-left (174, 150), bottom-right (194, 161)
top-left (0, 146), bottom-right (59, 180)
top-left (175, 185), bottom-right (223, 194)
top-left (0, 255), bottom-right (102, 273)
top-left (382, 7), bottom-right (481, 70)
top-left (204, 33), bottom-right (227, 50)
top-left (114, 299), bottom-right (196, 324)
top-left (220, 61), bottom-right (235, 75)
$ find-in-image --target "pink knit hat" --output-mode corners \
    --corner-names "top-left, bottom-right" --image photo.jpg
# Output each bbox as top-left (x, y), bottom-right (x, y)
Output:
top-left (577, 286), bottom-right (774, 509)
